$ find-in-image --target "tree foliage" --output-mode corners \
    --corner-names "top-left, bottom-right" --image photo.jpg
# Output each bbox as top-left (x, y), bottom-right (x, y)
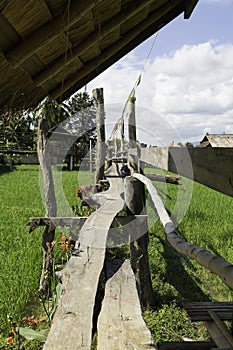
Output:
top-left (0, 113), bottom-right (35, 149)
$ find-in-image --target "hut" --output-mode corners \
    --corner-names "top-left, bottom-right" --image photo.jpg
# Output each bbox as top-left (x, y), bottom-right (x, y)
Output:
top-left (197, 133), bottom-right (233, 147)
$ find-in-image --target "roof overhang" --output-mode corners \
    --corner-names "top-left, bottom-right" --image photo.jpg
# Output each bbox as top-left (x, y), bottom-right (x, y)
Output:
top-left (0, 0), bottom-right (199, 113)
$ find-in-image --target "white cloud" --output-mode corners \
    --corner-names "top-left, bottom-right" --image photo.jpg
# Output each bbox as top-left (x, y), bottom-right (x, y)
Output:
top-left (86, 41), bottom-right (233, 146)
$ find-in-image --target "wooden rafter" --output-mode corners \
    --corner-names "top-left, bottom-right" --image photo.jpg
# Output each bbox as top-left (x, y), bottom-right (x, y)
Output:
top-left (32, 0), bottom-right (155, 87)
top-left (50, 0), bottom-right (184, 100)
top-left (5, 0), bottom-right (95, 67)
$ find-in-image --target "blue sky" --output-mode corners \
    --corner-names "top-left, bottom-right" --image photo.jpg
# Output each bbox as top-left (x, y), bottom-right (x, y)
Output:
top-left (85, 0), bottom-right (233, 146)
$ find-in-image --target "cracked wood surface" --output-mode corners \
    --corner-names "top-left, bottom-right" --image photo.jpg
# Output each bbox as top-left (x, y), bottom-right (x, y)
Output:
top-left (97, 259), bottom-right (155, 349)
top-left (43, 164), bottom-right (125, 350)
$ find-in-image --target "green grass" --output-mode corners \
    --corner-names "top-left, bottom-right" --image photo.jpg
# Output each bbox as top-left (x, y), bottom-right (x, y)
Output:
top-left (0, 165), bottom-right (44, 345)
top-left (0, 165), bottom-right (233, 346)
top-left (145, 168), bottom-right (233, 342)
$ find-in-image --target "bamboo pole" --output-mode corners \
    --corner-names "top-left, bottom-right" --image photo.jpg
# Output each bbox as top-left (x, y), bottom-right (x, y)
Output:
top-left (133, 173), bottom-right (233, 290)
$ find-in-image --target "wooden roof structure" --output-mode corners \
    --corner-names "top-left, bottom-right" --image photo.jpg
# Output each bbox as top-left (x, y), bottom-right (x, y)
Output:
top-left (198, 133), bottom-right (233, 147)
top-left (0, 0), bottom-right (198, 113)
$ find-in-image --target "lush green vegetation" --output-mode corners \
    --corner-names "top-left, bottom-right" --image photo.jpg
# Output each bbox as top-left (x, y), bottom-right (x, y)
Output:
top-left (0, 164), bottom-right (233, 347)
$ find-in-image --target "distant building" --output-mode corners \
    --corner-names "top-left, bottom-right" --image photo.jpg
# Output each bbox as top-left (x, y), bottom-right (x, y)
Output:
top-left (197, 133), bottom-right (233, 147)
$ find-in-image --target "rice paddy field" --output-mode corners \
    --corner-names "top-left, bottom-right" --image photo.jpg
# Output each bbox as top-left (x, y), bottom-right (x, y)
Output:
top-left (0, 164), bottom-right (233, 348)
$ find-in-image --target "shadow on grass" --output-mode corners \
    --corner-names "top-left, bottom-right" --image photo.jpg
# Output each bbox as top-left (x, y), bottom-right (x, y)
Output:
top-left (156, 236), bottom-right (210, 305)
top-left (0, 165), bottom-right (14, 175)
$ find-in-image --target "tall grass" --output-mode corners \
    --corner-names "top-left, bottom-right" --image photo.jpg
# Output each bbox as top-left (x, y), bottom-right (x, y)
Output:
top-left (0, 165), bottom-right (44, 333)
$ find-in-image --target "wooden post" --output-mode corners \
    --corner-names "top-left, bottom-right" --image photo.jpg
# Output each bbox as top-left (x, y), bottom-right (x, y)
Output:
top-left (93, 88), bottom-right (106, 187)
top-left (125, 176), bottom-right (154, 307)
top-left (128, 96), bottom-right (138, 172)
top-left (89, 138), bottom-right (93, 173)
top-left (37, 117), bottom-right (57, 298)
top-left (126, 95), bottom-right (154, 307)
top-left (128, 96), bottom-right (136, 148)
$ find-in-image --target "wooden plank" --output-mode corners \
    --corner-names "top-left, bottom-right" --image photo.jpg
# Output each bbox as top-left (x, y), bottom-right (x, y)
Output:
top-left (208, 311), bottom-right (233, 347)
top-left (43, 164), bottom-right (125, 350)
top-left (93, 88), bottom-right (106, 186)
top-left (146, 173), bottom-right (180, 184)
top-left (205, 321), bottom-right (233, 349)
top-left (157, 341), bottom-right (215, 350)
top-left (97, 259), bottom-right (155, 349)
top-left (184, 302), bottom-right (233, 321)
top-left (140, 147), bottom-right (233, 197)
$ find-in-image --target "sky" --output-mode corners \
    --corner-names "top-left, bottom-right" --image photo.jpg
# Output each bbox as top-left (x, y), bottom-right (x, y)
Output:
top-left (82, 0), bottom-right (233, 146)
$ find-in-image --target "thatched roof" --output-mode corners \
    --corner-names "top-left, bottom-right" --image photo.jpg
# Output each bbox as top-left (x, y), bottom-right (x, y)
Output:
top-left (0, 0), bottom-right (198, 113)
top-left (198, 133), bottom-right (233, 147)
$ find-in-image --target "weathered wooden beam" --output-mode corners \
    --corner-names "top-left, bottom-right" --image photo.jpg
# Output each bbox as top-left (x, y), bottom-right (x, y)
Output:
top-left (50, 0), bottom-right (184, 99)
top-left (27, 217), bottom-right (87, 233)
top-left (27, 215), bottom-right (147, 233)
top-left (97, 260), bottom-right (155, 349)
top-left (33, 0), bottom-right (155, 87)
top-left (37, 117), bottom-right (57, 297)
top-left (156, 341), bottom-right (215, 350)
top-left (140, 147), bottom-right (233, 197)
top-left (208, 311), bottom-right (233, 348)
top-left (146, 173), bottom-right (180, 184)
top-left (125, 176), bottom-right (154, 307)
top-left (43, 164), bottom-right (125, 350)
top-left (5, 0), bottom-right (95, 67)
top-left (184, 302), bottom-right (233, 322)
top-left (205, 320), bottom-right (233, 349)
top-left (168, 147), bottom-right (233, 197)
top-left (184, 0), bottom-right (199, 19)
top-left (93, 88), bottom-right (106, 187)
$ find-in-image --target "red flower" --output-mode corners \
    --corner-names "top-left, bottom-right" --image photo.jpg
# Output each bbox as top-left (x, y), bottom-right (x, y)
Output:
top-left (68, 237), bottom-right (75, 250)
top-left (76, 187), bottom-right (82, 198)
top-left (61, 242), bottom-right (67, 251)
top-left (37, 315), bottom-right (45, 323)
top-left (60, 233), bottom-right (67, 242)
top-left (7, 337), bottom-right (14, 344)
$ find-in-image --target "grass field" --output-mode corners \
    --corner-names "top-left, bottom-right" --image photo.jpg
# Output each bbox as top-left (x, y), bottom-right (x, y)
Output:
top-left (0, 164), bottom-right (233, 347)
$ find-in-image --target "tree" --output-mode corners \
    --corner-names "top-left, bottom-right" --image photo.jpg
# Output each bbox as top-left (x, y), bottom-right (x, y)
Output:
top-left (62, 92), bottom-right (97, 160)
top-left (185, 141), bottom-right (194, 148)
top-left (0, 112), bottom-right (36, 149)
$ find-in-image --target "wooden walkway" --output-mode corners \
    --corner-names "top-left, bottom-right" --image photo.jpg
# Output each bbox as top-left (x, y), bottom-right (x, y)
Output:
top-left (43, 164), bottom-right (155, 349)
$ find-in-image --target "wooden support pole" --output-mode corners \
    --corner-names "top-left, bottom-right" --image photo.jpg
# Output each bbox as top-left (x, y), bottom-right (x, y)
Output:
top-left (128, 96), bottom-right (139, 172)
top-left (93, 88), bottom-right (106, 188)
top-left (125, 176), bottom-right (154, 307)
top-left (37, 118), bottom-right (57, 298)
